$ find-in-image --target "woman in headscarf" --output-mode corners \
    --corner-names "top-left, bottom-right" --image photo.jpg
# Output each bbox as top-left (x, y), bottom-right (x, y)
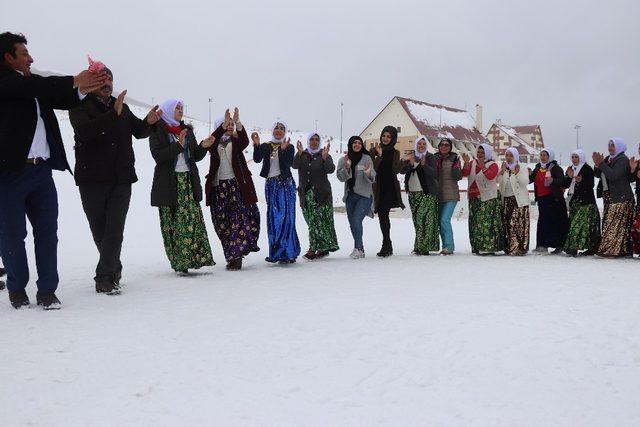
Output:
top-left (593, 138), bottom-right (635, 258)
top-left (562, 149), bottom-right (600, 256)
top-left (336, 136), bottom-right (376, 259)
top-left (435, 138), bottom-right (462, 255)
top-left (499, 147), bottom-right (530, 256)
top-left (371, 126), bottom-right (405, 257)
top-left (149, 99), bottom-right (215, 274)
top-left (252, 120), bottom-right (301, 264)
top-left (400, 135), bottom-right (439, 255)
top-left (461, 143), bottom-right (503, 255)
top-left (204, 108), bottom-right (260, 271)
top-left (628, 145), bottom-right (640, 254)
top-left (529, 148), bottom-right (569, 254)
top-left (293, 132), bottom-right (339, 260)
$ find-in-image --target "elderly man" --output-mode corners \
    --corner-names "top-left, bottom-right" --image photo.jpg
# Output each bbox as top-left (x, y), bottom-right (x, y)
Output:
top-left (69, 65), bottom-right (161, 296)
top-left (0, 32), bottom-right (107, 309)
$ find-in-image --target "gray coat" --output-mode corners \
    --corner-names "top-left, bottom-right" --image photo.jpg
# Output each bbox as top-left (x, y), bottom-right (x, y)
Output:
top-left (595, 153), bottom-right (634, 203)
top-left (292, 151), bottom-right (335, 208)
top-left (435, 153), bottom-right (462, 202)
top-left (336, 154), bottom-right (376, 217)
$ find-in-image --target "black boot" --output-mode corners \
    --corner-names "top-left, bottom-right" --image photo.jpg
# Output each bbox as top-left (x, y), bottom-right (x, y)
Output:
top-left (36, 292), bottom-right (61, 310)
top-left (0, 267), bottom-right (6, 277)
top-left (96, 280), bottom-right (121, 295)
top-left (226, 258), bottom-right (242, 271)
top-left (377, 240), bottom-right (393, 258)
top-left (9, 289), bottom-right (29, 309)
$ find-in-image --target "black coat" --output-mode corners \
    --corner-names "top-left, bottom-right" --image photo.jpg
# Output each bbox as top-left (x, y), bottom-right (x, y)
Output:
top-left (292, 151), bottom-right (335, 207)
top-left (253, 143), bottom-right (295, 179)
top-left (149, 122), bottom-right (207, 207)
top-left (562, 163), bottom-right (596, 205)
top-left (0, 64), bottom-right (79, 172)
top-left (529, 161), bottom-right (565, 202)
top-left (400, 153), bottom-right (438, 196)
top-left (69, 94), bottom-right (150, 185)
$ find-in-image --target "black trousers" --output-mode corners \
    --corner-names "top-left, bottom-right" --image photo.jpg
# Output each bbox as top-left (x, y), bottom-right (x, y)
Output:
top-left (79, 183), bottom-right (131, 282)
top-left (378, 206), bottom-right (391, 244)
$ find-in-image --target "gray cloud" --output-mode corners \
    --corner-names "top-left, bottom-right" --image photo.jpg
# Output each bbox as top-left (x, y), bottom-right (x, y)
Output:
top-left (3, 0), bottom-right (638, 161)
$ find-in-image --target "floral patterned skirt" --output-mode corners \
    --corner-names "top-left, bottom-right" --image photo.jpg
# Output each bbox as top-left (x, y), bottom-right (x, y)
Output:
top-left (564, 200), bottom-right (601, 252)
top-left (502, 195), bottom-right (530, 255)
top-left (598, 191), bottom-right (634, 257)
top-left (469, 196), bottom-right (504, 253)
top-left (159, 172), bottom-right (214, 271)
top-left (301, 189), bottom-right (339, 252)
top-left (210, 178), bottom-right (260, 262)
top-left (408, 191), bottom-right (439, 253)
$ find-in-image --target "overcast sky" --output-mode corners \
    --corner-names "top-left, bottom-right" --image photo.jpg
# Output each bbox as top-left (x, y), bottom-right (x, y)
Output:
top-left (3, 0), bottom-right (638, 161)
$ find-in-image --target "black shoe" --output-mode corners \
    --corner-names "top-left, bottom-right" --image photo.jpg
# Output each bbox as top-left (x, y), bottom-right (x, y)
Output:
top-left (550, 248), bottom-right (563, 255)
top-left (278, 258), bottom-right (296, 265)
top-left (565, 249), bottom-right (578, 257)
top-left (0, 267), bottom-right (5, 277)
top-left (265, 257), bottom-right (278, 263)
top-left (226, 259), bottom-right (242, 271)
top-left (580, 250), bottom-right (595, 256)
top-left (9, 289), bottom-right (29, 309)
top-left (36, 292), bottom-right (61, 310)
top-left (0, 280), bottom-right (5, 290)
top-left (96, 280), bottom-right (121, 295)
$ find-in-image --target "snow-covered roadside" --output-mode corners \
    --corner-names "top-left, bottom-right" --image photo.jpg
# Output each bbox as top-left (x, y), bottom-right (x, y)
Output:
top-left (1, 108), bottom-right (639, 426)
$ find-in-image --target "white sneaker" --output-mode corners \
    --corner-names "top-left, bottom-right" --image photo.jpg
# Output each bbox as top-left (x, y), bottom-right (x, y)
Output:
top-left (533, 246), bottom-right (548, 254)
top-left (350, 248), bottom-right (365, 259)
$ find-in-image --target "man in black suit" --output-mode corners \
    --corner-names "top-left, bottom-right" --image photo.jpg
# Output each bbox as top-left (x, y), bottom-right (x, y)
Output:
top-left (69, 68), bottom-right (162, 296)
top-left (0, 32), bottom-right (107, 309)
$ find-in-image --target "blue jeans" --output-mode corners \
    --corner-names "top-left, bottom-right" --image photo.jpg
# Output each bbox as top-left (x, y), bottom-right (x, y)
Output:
top-left (345, 192), bottom-right (372, 251)
top-left (0, 163), bottom-right (59, 294)
top-left (438, 201), bottom-right (457, 251)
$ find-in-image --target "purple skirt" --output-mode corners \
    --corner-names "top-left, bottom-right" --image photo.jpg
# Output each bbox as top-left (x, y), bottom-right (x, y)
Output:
top-left (210, 178), bottom-right (260, 262)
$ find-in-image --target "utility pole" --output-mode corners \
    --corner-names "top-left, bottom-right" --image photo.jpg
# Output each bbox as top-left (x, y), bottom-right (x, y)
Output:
top-left (315, 119), bottom-right (318, 132)
top-left (340, 102), bottom-right (344, 153)
top-left (208, 98), bottom-right (213, 134)
top-left (574, 124), bottom-right (581, 149)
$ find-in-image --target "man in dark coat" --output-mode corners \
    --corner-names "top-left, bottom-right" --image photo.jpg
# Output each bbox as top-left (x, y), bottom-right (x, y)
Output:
top-left (0, 32), bottom-right (107, 309)
top-left (69, 66), bottom-right (162, 295)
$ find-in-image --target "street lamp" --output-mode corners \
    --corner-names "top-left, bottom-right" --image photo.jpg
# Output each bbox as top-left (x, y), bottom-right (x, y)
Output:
top-left (314, 119), bottom-right (318, 132)
top-left (340, 102), bottom-right (344, 153)
top-left (574, 124), bottom-right (581, 149)
top-left (208, 98), bottom-right (213, 134)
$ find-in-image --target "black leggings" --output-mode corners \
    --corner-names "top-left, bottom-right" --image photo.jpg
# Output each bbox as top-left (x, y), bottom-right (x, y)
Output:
top-left (378, 206), bottom-right (391, 243)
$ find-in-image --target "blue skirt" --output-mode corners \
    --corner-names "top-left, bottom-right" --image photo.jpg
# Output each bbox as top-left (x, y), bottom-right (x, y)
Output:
top-left (265, 176), bottom-right (301, 261)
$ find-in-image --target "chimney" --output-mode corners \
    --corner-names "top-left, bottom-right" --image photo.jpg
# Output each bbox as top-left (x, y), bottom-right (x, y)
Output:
top-left (475, 104), bottom-right (483, 133)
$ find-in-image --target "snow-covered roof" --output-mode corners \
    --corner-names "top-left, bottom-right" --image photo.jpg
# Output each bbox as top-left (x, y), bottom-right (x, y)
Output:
top-left (396, 96), bottom-right (486, 144)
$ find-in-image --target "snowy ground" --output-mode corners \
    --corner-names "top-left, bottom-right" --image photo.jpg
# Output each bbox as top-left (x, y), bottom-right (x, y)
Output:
top-left (1, 109), bottom-right (640, 426)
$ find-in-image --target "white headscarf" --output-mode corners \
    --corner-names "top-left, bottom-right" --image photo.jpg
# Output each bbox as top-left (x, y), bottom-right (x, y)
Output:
top-left (506, 147), bottom-right (520, 170)
top-left (540, 148), bottom-right (555, 168)
top-left (478, 143), bottom-right (494, 161)
top-left (306, 132), bottom-right (323, 155)
top-left (271, 119), bottom-right (288, 143)
top-left (214, 116), bottom-right (233, 142)
top-left (609, 137), bottom-right (627, 158)
top-left (414, 135), bottom-right (428, 159)
top-left (567, 149), bottom-right (586, 204)
top-left (159, 99), bottom-right (183, 127)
